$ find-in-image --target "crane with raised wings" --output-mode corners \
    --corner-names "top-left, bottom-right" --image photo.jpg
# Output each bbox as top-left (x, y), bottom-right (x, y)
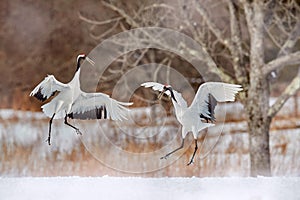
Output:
top-left (30, 54), bottom-right (132, 145)
top-left (141, 81), bottom-right (242, 165)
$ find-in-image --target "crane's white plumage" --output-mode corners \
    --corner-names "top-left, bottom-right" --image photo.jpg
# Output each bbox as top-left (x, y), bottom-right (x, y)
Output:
top-left (69, 92), bottom-right (132, 121)
top-left (141, 82), bottom-right (187, 108)
top-left (189, 82), bottom-right (243, 122)
top-left (30, 75), bottom-right (68, 102)
top-left (141, 81), bottom-right (242, 165)
top-left (30, 54), bottom-right (132, 145)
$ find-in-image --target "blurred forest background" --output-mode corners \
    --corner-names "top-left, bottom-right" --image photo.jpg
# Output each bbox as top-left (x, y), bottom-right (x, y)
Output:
top-left (0, 0), bottom-right (98, 110)
top-left (0, 0), bottom-right (299, 177)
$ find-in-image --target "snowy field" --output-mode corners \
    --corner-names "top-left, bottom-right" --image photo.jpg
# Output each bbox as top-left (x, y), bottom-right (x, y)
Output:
top-left (0, 176), bottom-right (299, 200)
top-left (0, 98), bottom-right (300, 176)
top-left (0, 99), bottom-right (300, 199)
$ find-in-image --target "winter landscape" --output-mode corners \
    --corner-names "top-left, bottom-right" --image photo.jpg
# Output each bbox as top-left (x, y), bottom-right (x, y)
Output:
top-left (1, 98), bottom-right (300, 199)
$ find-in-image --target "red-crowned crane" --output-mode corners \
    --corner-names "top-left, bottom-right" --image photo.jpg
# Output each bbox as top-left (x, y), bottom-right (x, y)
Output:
top-left (30, 54), bottom-right (132, 145)
top-left (141, 82), bottom-right (242, 165)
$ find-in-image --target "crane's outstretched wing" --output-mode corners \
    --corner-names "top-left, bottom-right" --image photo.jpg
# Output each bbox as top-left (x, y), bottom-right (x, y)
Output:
top-left (189, 82), bottom-right (242, 122)
top-left (30, 75), bottom-right (68, 102)
top-left (141, 82), bottom-right (187, 108)
top-left (68, 92), bottom-right (133, 121)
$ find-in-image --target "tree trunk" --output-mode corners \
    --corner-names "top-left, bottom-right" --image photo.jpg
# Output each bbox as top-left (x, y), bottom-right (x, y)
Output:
top-left (243, 1), bottom-right (271, 176)
top-left (246, 78), bottom-right (271, 176)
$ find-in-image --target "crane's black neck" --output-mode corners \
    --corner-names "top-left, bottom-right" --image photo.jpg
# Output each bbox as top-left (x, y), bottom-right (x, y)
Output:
top-left (76, 57), bottom-right (85, 71)
top-left (165, 87), bottom-right (177, 103)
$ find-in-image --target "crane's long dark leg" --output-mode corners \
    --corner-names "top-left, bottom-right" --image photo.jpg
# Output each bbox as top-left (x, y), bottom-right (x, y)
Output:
top-left (160, 138), bottom-right (184, 159)
top-left (187, 139), bottom-right (198, 166)
top-left (64, 115), bottom-right (82, 135)
top-left (47, 113), bottom-right (55, 145)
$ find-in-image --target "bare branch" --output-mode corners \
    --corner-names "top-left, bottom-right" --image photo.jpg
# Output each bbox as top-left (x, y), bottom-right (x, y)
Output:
top-left (273, 14), bottom-right (291, 36)
top-left (277, 22), bottom-right (300, 57)
top-left (268, 70), bottom-right (300, 118)
top-left (102, 1), bottom-right (139, 28)
top-left (195, 3), bottom-right (234, 52)
top-left (78, 12), bottom-right (122, 26)
top-left (166, 59), bottom-right (171, 84)
top-left (90, 20), bottom-right (120, 40)
top-left (264, 25), bottom-right (284, 49)
top-left (133, 48), bottom-right (150, 66)
top-left (227, 1), bottom-right (242, 54)
top-left (264, 0), bottom-right (276, 26)
top-left (263, 51), bottom-right (300, 75)
top-left (227, 0), bottom-right (248, 84)
top-left (119, 21), bottom-right (128, 32)
top-left (142, 3), bottom-right (174, 12)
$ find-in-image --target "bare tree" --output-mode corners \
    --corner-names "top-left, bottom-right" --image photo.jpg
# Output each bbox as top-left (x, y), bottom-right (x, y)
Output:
top-left (80, 0), bottom-right (300, 176)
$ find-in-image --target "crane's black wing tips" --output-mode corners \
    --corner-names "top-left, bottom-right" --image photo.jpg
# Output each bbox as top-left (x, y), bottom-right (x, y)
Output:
top-left (32, 89), bottom-right (47, 102)
top-left (32, 88), bottom-right (56, 102)
top-left (200, 94), bottom-right (217, 123)
top-left (68, 106), bottom-right (108, 120)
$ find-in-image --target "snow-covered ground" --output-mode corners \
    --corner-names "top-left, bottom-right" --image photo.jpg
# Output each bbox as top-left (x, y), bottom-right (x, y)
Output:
top-left (0, 176), bottom-right (299, 200)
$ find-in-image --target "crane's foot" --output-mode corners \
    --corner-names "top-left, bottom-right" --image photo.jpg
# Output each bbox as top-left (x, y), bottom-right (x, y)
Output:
top-left (187, 159), bottom-right (194, 166)
top-left (46, 137), bottom-right (51, 145)
top-left (76, 129), bottom-right (82, 135)
top-left (160, 155), bottom-right (169, 160)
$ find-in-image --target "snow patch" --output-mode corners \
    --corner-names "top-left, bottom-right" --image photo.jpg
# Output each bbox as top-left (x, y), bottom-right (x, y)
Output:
top-left (0, 177), bottom-right (299, 200)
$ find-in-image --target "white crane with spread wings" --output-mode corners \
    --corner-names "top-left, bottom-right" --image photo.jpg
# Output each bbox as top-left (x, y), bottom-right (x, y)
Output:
top-left (141, 82), bottom-right (242, 165)
top-left (30, 54), bottom-right (132, 145)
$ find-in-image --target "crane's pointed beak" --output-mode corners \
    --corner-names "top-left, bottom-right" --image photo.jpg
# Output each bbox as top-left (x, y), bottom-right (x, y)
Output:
top-left (86, 56), bottom-right (95, 66)
top-left (157, 89), bottom-right (166, 100)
